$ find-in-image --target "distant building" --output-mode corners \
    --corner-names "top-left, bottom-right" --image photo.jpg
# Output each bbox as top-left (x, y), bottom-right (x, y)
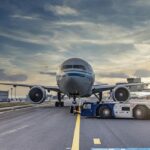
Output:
top-left (127, 78), bottom-right (146, 91)
top-left (116, 78), bottom-right (148, 92)
top-left (127, 78), bottom-right (141, 83)
top-left (0, 91), bottom-right (9, 102)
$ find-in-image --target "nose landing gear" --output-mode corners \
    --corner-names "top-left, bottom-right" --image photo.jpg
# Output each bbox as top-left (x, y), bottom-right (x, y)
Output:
top-left (55, 101), bottom-right (64, 107)
top-left (70, 95), bottom-right (80, 114)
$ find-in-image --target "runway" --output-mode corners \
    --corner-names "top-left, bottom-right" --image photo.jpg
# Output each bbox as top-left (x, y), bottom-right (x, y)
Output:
top-left (0, 105), bottom-right (150, 150)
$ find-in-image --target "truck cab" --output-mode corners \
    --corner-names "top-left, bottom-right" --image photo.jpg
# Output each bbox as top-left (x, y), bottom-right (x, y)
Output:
top-left (81, 102), bottom-right (98, 117)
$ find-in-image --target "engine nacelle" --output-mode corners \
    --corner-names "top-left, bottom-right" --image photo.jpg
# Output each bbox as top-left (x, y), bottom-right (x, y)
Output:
top-left (112, 86), bottom-right (130, 102)
top-left (28, 86), bottom-right (46, 104)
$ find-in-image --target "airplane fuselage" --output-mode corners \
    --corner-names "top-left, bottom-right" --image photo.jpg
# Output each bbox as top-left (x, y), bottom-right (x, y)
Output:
top-left (56, 58), bottom-right (95, 97)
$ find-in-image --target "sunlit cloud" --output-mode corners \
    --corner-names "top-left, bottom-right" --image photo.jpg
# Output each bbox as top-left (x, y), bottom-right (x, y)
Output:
top-left (45, 5), bottom-right (79, 16)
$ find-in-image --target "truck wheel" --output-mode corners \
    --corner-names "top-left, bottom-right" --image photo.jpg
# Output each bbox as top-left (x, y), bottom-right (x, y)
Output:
top-left (133, 106), bottom-right (148, 120)
top-left (99, 106), bottom-right (112, 119)
top-left (60, 102), bottom-right (64, 107)
top-left (55, 102), bottom-right (59, 107)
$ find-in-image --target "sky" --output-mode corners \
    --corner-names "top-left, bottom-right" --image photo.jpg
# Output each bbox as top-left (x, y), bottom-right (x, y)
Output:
top-left (0, 0), bottom-right (150, 96)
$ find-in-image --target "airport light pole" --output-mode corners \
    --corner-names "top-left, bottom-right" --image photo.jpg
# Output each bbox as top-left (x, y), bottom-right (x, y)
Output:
top-left (10, 88), bottom-right (13, 101)
top-left (14, 86), bottom-right (16, 100)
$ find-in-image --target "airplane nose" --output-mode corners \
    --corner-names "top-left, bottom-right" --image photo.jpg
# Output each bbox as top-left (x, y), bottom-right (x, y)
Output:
top-left (65, 76), bottom-right (79, 94)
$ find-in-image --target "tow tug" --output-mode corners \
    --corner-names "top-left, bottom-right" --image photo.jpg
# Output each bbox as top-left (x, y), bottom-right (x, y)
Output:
top-left (80, 99), bottom-right (150, 119)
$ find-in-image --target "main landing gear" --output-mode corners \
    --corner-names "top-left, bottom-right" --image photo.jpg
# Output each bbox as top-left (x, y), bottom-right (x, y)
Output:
top-left (55, 92), bottom-right (64, 107)
top-left (94, 92), bottom-right (103, 103)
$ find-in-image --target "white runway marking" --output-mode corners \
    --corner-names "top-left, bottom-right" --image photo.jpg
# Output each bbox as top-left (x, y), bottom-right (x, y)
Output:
top-left (0, 125), bottom-right (29, 137)
top-left (93, 138), bottom-right (101, 145)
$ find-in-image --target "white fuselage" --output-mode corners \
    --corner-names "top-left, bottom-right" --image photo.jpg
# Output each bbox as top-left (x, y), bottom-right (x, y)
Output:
top-left (56, 58), bottom-right (95, 97)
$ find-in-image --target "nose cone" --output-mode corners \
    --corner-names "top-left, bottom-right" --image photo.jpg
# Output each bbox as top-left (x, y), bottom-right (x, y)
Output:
top-left (58, 71), bottom-right (93, 97)
top-left (65, 77), bottom-right (80, 94)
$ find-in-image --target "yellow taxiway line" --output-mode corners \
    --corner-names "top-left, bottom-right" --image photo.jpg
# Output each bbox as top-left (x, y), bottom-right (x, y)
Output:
top-left (71, 113), bottom-right (81, 150)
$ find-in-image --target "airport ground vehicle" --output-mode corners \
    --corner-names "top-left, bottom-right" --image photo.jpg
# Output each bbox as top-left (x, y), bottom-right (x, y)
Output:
top-left (81, 99), bottom-right (150, 119)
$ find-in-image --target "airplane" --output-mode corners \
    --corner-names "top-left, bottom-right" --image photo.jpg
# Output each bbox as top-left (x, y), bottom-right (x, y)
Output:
top-left (0, 58), bottom-right (149, 112)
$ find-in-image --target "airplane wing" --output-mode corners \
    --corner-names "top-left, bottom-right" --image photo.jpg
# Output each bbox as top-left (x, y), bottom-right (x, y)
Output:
top-left (92, 82), bottom-right (149, 94)
top-left (0, 83), bottom-right (60, 92)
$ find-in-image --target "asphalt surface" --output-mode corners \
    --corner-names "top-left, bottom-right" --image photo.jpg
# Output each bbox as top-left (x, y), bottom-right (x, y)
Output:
top-left (80, 117), bottom-right (150, 149)
top-left (0, 106), bottom-right (75, 150)
top-left (0, 104), bottom-right (150, 150)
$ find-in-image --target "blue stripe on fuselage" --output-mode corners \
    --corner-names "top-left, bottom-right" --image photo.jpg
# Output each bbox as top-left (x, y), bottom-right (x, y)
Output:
top-left (66, 72), bottom-right (92, 79)
top-left (67, 73), bottom-right (85, 77)
top-left (64, 70), bottom-right (91, 74)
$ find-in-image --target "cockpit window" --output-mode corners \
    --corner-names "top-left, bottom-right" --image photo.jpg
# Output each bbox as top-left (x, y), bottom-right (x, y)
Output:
top-left (61, 65), bottom-right (72, 70)
top-left (73, 65), bottom-right (86, 70)
top-left (61, 65), bottom-right (86, 70)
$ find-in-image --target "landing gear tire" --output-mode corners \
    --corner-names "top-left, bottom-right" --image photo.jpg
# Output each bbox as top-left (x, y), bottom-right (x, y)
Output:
top-left (55, 101), bottom-right (64, 107)
top-left (133, 106), bottom-right (148, 120)
top-left (70, 106), bottom-right (74, 113)
top-left (60, 102), bottom-right (64, 107)
top-left (55, 102), bottom-right (59, 107)
top-left (98, 106), bottom-right (112, 119)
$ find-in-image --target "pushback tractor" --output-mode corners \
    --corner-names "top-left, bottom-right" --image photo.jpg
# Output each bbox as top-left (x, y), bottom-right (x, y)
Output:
top-left (81, 99), bottom-right (150, 119)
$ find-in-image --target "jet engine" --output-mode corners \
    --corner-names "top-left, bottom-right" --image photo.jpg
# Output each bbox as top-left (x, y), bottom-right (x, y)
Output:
top-left (28, 86), bottom-right (46, 103)
top-left (112, 86), bottom-right (130, 102)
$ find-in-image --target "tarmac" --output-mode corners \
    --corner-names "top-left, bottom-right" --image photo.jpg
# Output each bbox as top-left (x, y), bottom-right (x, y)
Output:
top-left (0, 102), bottom-right (149, 150)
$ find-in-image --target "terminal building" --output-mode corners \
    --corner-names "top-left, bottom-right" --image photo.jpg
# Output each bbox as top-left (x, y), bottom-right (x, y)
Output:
top-left (127, 78), bottom-right (148, 91)
top-left (0, 91), bottom-right (9, 102)
top-left (117, 78), bottom-right (148, 92)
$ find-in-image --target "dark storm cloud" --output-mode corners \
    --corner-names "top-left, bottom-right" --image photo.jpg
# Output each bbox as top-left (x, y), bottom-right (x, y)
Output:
top-left (0, 69), bottom-right (27, 81)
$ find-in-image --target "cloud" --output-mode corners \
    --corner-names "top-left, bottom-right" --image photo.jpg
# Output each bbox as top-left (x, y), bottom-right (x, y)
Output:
top-left (97, 72), bottom-right (129, 78)
top-left (45, 5), bottom-right (79, 16)
top-left (0, 30), bottom-right (51, 45)
top-left (0, 69), bottom-right (28, 81)
top-left (134, 0), bottom-right (150, 6)
top-left (11, 14), bottom-right (40, 20)
top-left (1, 0), bottom-right (150, 86)
top-left (39, 71), bottom-right (56, 76)
top-left (134, 69), bottom-right (150, 77)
